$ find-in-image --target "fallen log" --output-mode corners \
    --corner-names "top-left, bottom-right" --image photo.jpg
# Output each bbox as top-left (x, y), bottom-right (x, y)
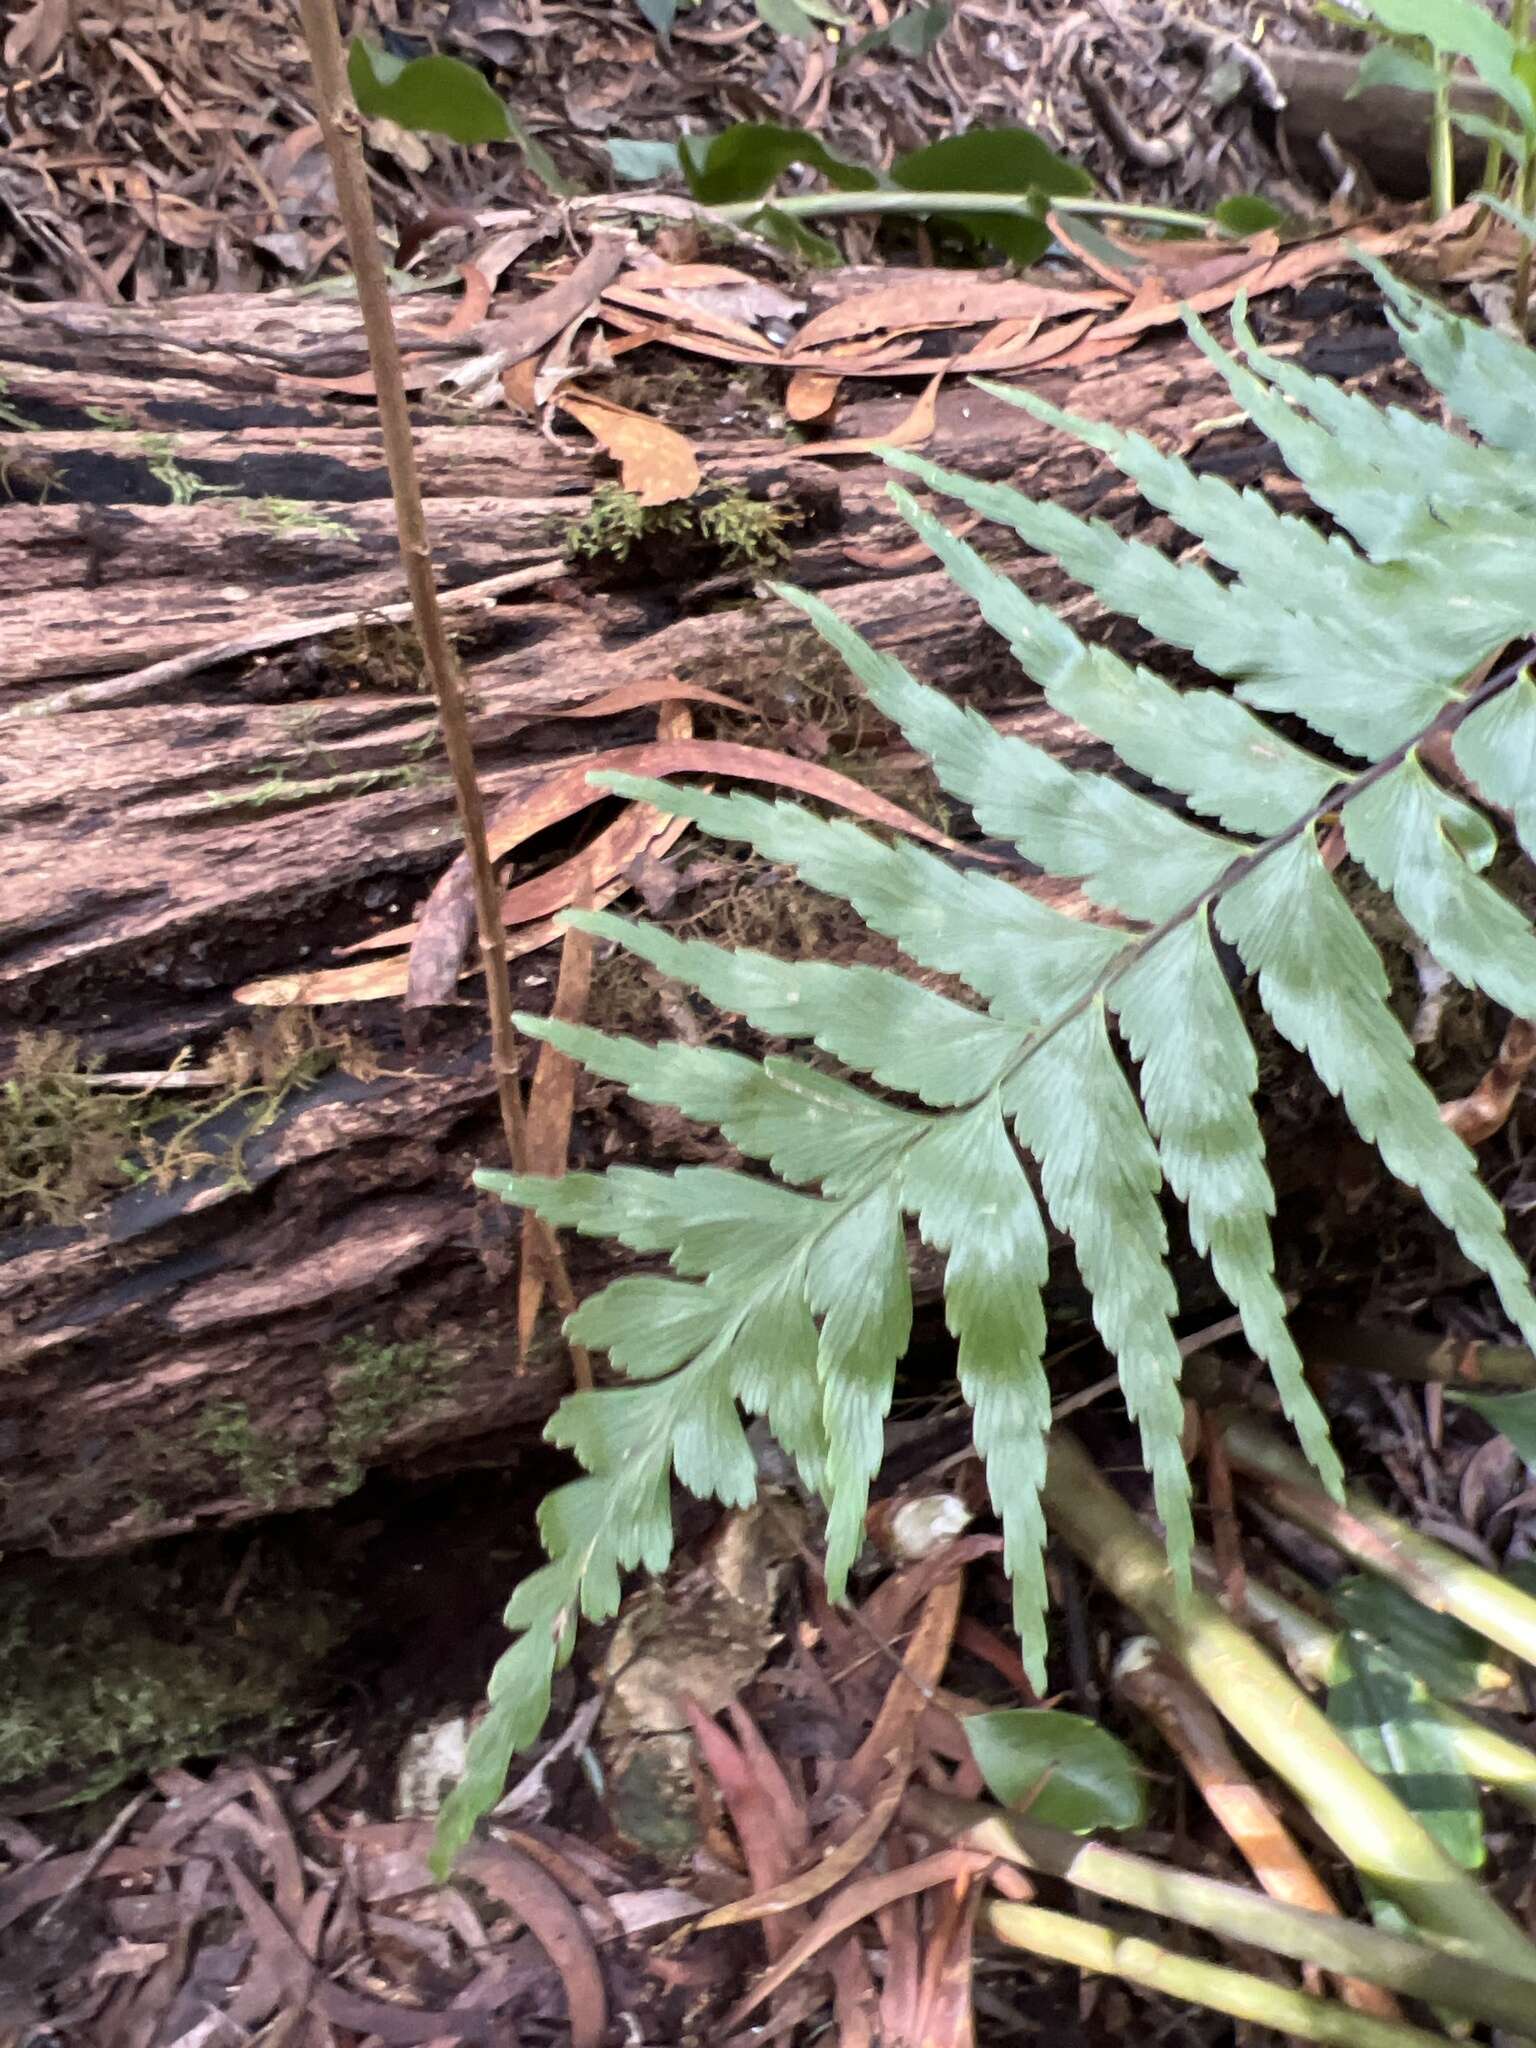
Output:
top-left (0, 274), bottom-right (1414, 1553)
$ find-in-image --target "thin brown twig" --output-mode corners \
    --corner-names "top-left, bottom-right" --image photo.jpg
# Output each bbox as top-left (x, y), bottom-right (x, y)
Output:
top-left (296, 0), bottom-right (589, 1390)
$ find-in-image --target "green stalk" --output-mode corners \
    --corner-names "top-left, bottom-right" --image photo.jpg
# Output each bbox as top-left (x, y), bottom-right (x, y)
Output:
top-left (908, 1789), bottom-right (1536, 2035)
top-left (711, 190), bottom-right (1220, 236)
top-left (1515, 141), bottom-right (1536, 330)
top-left (1291, 1313), bottom-right (1536, 1393)
top-left (984, 1901), bottom-right (1460, 2048)
top-left (1041, 1431), bottom-right (1536, 1979)
top-left (1192, 1556), bottom-right (1536, 1819)
top-left (1429, 51), bottom-right (1456, 220)
top-left (1215, 1408), bottom-right (1536, 1670)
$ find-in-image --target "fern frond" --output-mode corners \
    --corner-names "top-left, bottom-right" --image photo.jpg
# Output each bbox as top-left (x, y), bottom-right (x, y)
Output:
top-left (443, 263), bottom-right (1536, 1867)
top-left (1366, 256), bottom-right (1536, 455)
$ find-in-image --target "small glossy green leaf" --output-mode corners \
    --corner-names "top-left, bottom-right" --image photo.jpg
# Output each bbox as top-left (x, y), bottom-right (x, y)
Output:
top-left (755, 205), bottom-right (843, 266)
top-left (346, 37), bottom-right (571, 192)
top-left (633, 0), bottom-right (680, 39)
top-left (1446, 1388), bottom-right (1536, 1468)
top-left (1354, 42), bottom-right (1445, 96)
top-left (891, 126), bottom-right (1090, 264)
top-left (1327, 1631), bottom-right (1484, 1870)
top-left (348, 38), bottom-right (511, 144)
top-left (605, 136), bottom-right (684, 182)
top-left (755, 0), bottom-right (821, 40)
top-left (843, 1), bottom-right (950, 60)
top-left (680, 121), bottom-right (878, 204)
top-left (1212, 193), bottom-right (1286, 234)
top-left (965, 1708), bottom-right (1148, 1831)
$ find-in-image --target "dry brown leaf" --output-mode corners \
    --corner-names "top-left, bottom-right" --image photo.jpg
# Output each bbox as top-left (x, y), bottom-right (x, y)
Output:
top-left (797, 366), bottom-right (946, 459)
top-left (1441, 1018), bottom-right (1536, 1145)
top-left (556, 387), bottom-right (702, 505)
top-left (723, 1848), bottom-right (996, 2032)
top-left (558, 676), bottom-right (747, 721)
top-left (518, 911), bottom-right (597, 1355)
top-left (5, 0), bottom-right (71, 70)
top-left (786, 369), bottom-right (844, 423)
top-left (398, 262), bottom-right (492, 341)
top-left (234, 899), bottom-right (621, 1007)
top-left (698, 1777), bottom-right (906, 1931)
top-left (500, 352), bottom-right (540, 411)
top-left (796, 277), bottom-right (1115, 350)
top-left (603, 280), bottom-right (779, 353)
top-left (476, 235), bottom-right (628, 369)
top-left (404, 702), bottom-right (696, 1006)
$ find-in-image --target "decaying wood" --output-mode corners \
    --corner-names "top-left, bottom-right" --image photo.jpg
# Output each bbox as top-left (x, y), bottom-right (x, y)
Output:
top-left (0, 275), bottom-right (1402, 1553)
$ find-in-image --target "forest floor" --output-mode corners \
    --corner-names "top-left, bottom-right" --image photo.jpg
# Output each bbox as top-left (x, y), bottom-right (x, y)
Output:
top-left (4, 3), bottom-right (1536, 2045)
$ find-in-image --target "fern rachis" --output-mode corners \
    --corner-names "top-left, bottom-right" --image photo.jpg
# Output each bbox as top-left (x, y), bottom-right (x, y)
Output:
top-left (434, 268), bottom-right (1536, 1871)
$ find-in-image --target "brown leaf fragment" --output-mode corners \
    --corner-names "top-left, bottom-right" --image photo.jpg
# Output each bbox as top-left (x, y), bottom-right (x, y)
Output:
top-left (556, 387), bottom-right (702, 505)
top-left (518, 909), bottom-right (596, 1354)
top-left (476, 235), bottom-right (628, 369)
top-left (798, 366), bottom-right (947, 459)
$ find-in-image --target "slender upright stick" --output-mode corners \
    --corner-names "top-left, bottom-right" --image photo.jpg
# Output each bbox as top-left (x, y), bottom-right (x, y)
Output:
top-left (297, 0), bottom-right (588, 1386)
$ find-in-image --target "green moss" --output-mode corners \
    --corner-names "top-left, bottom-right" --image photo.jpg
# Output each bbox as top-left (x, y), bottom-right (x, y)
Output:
top-left (0, 1033), bottom-right (138, 1230)
top-left (187, 1333), bottom-right (458, 1512)
top-left (325, 1331), bottom-right (458, 1496)
top-left (2, 1013), bottom-right (376, 1235)
top-left (564, 482), bottom-right (797, 571)
top-left (695, 490), bottom-right (795, 569)
top-left (195, 1400), bottom-right (303, 1508)
top-left (0, 1548), bottom-right (344, 1805)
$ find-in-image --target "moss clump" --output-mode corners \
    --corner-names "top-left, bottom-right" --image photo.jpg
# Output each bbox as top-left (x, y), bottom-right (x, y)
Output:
top-left (0, 1033), bottom-right (138, 1229)
top-left (564, 482), bottom-right (798, 572)
top-left (188, 1333), bottom-right (458, 1511)
top-left (326, 1331), bottom-right (458, 1496)
top-left (194, 1400), bottom-right (304, 1508)
top-left (0, 1547), bottom-right (344, 1806)
top-left (1, 1012), bottom-right (374, 1234)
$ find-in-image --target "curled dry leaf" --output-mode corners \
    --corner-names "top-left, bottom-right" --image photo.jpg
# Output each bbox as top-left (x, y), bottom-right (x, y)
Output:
top-left (556, 386), bottom-right (702, 505)
top-left (787, 369), bottom-right (845, 424)
top-left (1441, 1018), bottom-right (1536, 1146)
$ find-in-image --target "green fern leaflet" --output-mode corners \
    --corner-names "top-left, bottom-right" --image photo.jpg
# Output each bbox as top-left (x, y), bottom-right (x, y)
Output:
top-left (434, 265), bottom-right (1536, 1873)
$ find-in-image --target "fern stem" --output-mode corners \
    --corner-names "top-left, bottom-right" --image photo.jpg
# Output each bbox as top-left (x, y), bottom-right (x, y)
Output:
top-left (1040, 1431), bottom-right (1536, 1978)
top-left (296, 0), bottom-right (590, 1388)
top-left (911, 1788), bottom-right (1536, 2034)
top-left (983, 1901), bottom-right (1458, 2048)
top-left (992, 642), bottom-right (1535, 1098)
top-left (1428, 53), bottom-right (1455, 221)
top-left (1515, 142), bottom-right (1536, 330)
top-left (1212, 1408), bottom-right (1536, 1671)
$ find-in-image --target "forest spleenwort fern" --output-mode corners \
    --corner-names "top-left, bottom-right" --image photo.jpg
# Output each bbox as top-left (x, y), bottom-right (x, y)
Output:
top-left (435, 268), bottom-right (1536, 1875)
